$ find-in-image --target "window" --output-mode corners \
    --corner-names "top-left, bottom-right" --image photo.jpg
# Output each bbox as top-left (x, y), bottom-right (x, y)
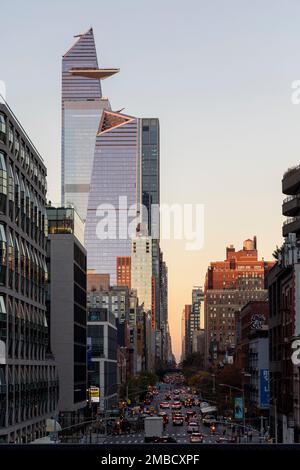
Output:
top-left (14, 134), bottom-right (20, 159)
top-left (0, 153), bottom-right (7, 214)
top-left (0, 114), bottom-right (6, 144)
top-left (8, 125), bottom-right (13, 150)
top-left (0, 224), bottom-right (7, 286)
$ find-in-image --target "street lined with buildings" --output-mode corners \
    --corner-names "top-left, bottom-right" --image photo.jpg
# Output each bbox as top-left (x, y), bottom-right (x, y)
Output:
top-left (1, 18), bottom-right (300, 448)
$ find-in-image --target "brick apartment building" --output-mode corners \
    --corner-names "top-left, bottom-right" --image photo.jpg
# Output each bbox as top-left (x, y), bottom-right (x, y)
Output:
top-left (204, 237), bottom-right (273, 366)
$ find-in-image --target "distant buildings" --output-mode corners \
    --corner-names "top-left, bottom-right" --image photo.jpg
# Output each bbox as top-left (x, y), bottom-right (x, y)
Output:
top-left (192, 329), bottom-right (205, 356)
top-left (190, 288), bottom-right (204, 354)
top-left (131, 237), bottom-right (152, 314)
top-left (117, 257), bottom-right (131, 288)
top-left (204, 238), bottom-right (273, 366)
top-left (87, 289), bottom-right (118, 411)
top-left (181, 304), bottom-right (191, 361)
top-left (0, 101), bottom-right (58, 443)
top-left (181, 288), bottom-right (205, 361)
top-left (46, 206), bottom-right (87, 421)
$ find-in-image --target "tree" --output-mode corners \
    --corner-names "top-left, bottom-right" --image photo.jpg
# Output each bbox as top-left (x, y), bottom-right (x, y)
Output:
top-left (216, 364), bottom-right (243, 389)
top-left (182, 352), bottom-right (204, 369)
top-left (119, 371), bottom-right (158, 403)
top-left (272, 245), bottom-right (282, 260)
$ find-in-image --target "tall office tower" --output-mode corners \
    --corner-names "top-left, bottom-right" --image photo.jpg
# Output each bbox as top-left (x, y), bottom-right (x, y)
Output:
top-left (139, 119), bottom-right (160, 237)
top-left (159, 253), bottom-right (168, 361)
top-left (139, 119), bottom-right (161, 337)
top-left (46, 207), bottom-right (87, 424)
top-left (0, 102), bottom-right (58, 443)
top-left (189, 287), bottom-right (204, 354)
top-left (85, 111), bottom-right (138, 285)
top-left (181, 310), bottom-right (186, 362)
top-left (116, 256), bottom-right (131, 288)
top-left (131, 237), bottom-right (152, 313)
top-left (204, 238), bottom-right (274, 367)
top-left (61, 28), bottom-right (119, 221)
top-left (181, 305), bottom-right (191, 362)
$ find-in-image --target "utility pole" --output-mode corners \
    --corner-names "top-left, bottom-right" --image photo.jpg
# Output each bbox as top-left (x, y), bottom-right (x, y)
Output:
top-left (242, 388), bottom-right (246, 442)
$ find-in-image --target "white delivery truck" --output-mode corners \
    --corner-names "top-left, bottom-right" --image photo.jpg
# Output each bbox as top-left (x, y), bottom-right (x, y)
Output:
top-left (144, 416), bottom-right (164, 443)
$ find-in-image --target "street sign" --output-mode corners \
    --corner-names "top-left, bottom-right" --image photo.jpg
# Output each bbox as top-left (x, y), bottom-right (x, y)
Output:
top-left (89, 386), bottom-right (100, 403)
top-left (260, 369), bottom-right (269, 408)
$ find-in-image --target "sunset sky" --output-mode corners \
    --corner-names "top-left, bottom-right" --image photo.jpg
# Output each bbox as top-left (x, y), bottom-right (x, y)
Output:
top-left (2, 0), bottom-right (300, 360)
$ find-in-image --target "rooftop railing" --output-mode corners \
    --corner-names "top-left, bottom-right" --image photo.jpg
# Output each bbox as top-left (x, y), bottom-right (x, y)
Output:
top-left (283, 216), bottom-right (300, 226)
top-left (283, 164), bottom-right (300, 179)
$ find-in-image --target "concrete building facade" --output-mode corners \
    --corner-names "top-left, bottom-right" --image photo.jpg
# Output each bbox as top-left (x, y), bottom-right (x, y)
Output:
top-left (46, 207), bottom-right (87, 418)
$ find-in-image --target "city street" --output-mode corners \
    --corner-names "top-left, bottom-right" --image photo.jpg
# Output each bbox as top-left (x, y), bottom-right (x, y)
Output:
top-left (97, 378), bottom-right (260, 445)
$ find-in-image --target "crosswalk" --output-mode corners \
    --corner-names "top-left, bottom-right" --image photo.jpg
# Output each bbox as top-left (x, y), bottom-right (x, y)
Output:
top-left (104, 432), bottom-right (217, 445)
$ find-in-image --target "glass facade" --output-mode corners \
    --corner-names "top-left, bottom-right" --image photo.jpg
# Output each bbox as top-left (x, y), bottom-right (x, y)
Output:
top-left (141, 118), bottom-right (160, 237)
top-left (87, 289), bottom-right (118, 407)
top-left (0, 102), bottom-right (58, 443)
top-left (61, 28), bottom-right (103, 221)
top-left (46, 206), bottom-right (85, 246)
top-left (85, 114), bottom-right (138, 285)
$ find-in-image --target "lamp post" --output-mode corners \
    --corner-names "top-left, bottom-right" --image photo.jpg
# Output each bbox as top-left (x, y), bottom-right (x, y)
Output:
top-left (53, 387), bottom-right (82, 443)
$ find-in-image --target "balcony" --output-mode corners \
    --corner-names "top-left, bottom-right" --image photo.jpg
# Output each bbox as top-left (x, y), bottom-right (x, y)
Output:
top-left (282, 165), bottom-right (300, 195)
top-left (282, 195), bottom-right (300, 217)
top-left (283, 216), bottom-right (300, 237)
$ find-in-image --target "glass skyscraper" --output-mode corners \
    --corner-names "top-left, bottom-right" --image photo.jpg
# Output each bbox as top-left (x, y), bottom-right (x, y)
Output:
top-left (85, 111), bottom-right (138, 285)
top-left (61, 28), bottom-right (119, 221)
top-left (140, 118), bottom-right (160, 237)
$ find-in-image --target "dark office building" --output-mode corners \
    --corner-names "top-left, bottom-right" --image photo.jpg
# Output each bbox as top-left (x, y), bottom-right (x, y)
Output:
top-left (0, 102), bottom-right (58, 443)
top-left (46, 207), bottom-right (87, 422)
top-left (140, 118), bottom-right (160, 237)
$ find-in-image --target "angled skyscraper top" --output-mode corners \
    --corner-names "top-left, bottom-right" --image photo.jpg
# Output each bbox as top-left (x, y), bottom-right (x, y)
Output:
top-left (85, 110), bottom-right (138, 285)
top-left (61, 28), bottom-right (119, 220)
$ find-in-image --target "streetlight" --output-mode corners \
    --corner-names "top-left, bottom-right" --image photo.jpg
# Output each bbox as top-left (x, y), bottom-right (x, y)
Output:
top-left (52, 387), bottom-right (82, 443)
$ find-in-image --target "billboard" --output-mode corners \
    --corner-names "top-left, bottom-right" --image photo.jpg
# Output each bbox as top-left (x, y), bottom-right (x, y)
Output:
top-left (234, 397), bottom-right (244, 420)
top-left (89, 386), bottom-right (100, 403)
top-left (260, 368), bottom-right (269, 408)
